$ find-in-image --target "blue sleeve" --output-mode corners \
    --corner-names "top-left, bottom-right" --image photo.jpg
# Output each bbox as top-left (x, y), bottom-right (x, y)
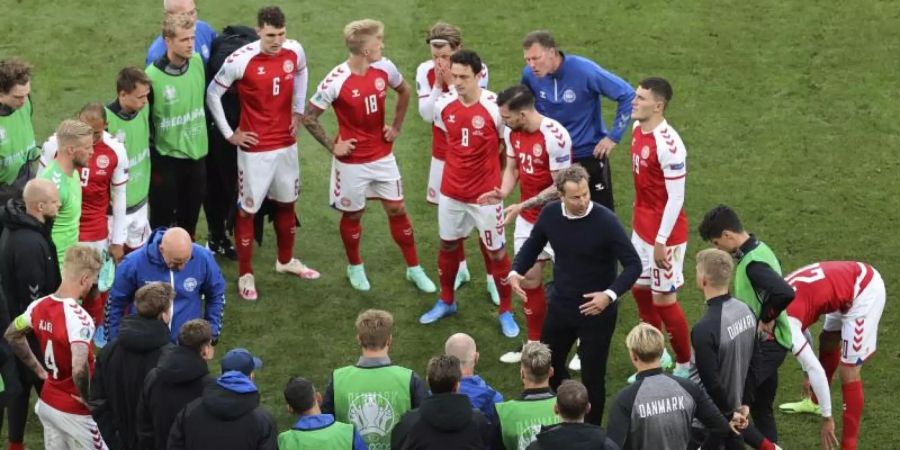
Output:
top-left (106, 257), bottom-right (138, 340)
top-left (200, 251), bottom-right (226, 339)
top-left (146, 36), bottom-right (165, 67)
top-left (586, 63), bottom-right (634, 143)
top-left (352, 429), bottom-right (369, 450)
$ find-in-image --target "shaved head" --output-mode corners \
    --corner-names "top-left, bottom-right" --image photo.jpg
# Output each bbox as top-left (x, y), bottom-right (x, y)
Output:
top-left (164, 0), bottom-right (196, 14)
top-left (160, 227), bottom-right (193, 270)
top-left (444, 333), bottom-right (477, 371)
top-left (23, 178), bottom-right (60, 221)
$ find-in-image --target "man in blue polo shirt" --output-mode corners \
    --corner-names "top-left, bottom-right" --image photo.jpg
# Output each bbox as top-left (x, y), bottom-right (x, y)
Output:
top-left (146, 0), bottom-right (216, 65)
top-left (520, 30), bottom-right (634, 211)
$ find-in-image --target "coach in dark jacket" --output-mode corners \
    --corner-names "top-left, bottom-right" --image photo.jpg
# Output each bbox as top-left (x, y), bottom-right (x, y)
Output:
top-left (0, 179), bottom-right (60, 447)
top-left (391, 355), bottom-right (493, 450)
top-left (168, 348), bottom-right (276, 450)
top-left (510, 165), bottom-right (641, 425)
top-left (137, 319), bottom-right (214, 450)
top-left (92, 283), bottom-right (175, 450)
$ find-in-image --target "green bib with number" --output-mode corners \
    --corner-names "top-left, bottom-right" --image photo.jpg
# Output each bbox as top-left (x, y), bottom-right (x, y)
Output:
top-left (146, 54), bottom-right (207, 160)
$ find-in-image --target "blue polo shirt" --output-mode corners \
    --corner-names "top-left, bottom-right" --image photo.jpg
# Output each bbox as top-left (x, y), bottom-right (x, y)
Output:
top-left (521, 53), bottom-right (634, 159)
top-left (145, 19), bottom-right (217, 66)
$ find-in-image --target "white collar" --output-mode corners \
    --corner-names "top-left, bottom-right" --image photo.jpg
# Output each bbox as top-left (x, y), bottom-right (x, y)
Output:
top-left (561, 201), bottom-right (593, 220)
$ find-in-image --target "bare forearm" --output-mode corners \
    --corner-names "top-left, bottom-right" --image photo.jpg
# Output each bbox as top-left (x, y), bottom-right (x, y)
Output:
top-left (499, 162), bottom-right (518, 198)
top-left (392, 84), bottom-right (411, 131)
top-left (301, 115), bottom-right (334, 153)
top-left (4, 323), bottom-right (41, 375)
top-left (520, 186), bottom-right (558, 210)
top-left (72, 344), bottom-right (91, 401)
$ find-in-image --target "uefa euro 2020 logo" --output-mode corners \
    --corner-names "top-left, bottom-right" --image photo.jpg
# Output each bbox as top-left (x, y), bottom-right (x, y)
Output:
top-left (348, 392), bottom-right (395, 450)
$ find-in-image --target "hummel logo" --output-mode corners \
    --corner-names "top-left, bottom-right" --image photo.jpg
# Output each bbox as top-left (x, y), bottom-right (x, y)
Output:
top-left (352, 89), bottom-right (360, 97)
top-left (448, 115), bottom-right (456, 123)
top-left (595, 183), bottom-right (605, 191)
top-left (257, 66), bottom-right (266, 75)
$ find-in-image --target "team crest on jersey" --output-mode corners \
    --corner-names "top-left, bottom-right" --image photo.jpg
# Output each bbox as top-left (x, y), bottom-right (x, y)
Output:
top-left (640, 145), bottom-right (650, 159)
top-left (96, 155), bottom-right (110, 169)
top-left (114, 130), bottom-right (126, 143)
top-left (563, 89), bottom-right (577, 103)
top-left (340, 198), bottom-right (351, 208)
top-left (471, 115), bottom-right (485, 130)
top-left (163, 85), bottom-right (177, 102)
top-left (348, 392), bottom-right (396, 448)
top-left (183, 277), bottom-right (198, 292)
top-left (244, 197), bottom-right (255, 209)
top-left (375, 77), bottom-right (386, 91)
top-left (532, 143), bottom-right (543, 157)
top-left (283, 60), bottom-right (294, 73)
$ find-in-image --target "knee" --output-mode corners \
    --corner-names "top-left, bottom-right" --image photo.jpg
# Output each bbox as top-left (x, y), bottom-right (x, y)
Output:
top-left (488, 249), bottom-right (506, 262)
top-left (839, 364), bottom-right (862, 383)
top-left (343, 210), bottom-right (364, 221)
top-left (440, 240), bottom-right (460, 252)
top-left (383, 201), bottom-right (406, 216)
top-left (819, 330), bottom-right (841, 351)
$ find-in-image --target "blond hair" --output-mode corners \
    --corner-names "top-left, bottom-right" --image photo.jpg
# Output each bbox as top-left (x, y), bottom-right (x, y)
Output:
top-left (343, 19), bottom-right (384, 55)
top-left (162, 13), bottom-right (195, 39)
top-left (696, 248), bottom-right (734, 288)
top-left (62, 246), bottom-right (103, 282)
top-left (626, 323), bottom-right (665, 363)
top-left (521, 341), bottom-right (552, 382)
top-left (426, 22), bottom-right (462, 49)
top-left (55, 119), bottom-right (93, 148)
top-left (355, 309), bottom-right (393, 350)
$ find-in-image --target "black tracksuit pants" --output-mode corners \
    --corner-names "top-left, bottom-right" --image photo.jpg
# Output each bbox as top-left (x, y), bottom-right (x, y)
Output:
top-left (742, 339), bottom-right (788, 447)
top-left (203, 126), bottom-right (237, 240)
top-left (541, 292), bottom-right (618, 426)
top-left (574, 155), bottom-right (614, 211)
top-left (149, 151), bottom-right (206, 238)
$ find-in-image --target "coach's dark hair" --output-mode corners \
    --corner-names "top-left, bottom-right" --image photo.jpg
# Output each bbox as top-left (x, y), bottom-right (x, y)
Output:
top-left (178, 319), bottom-right (212, 352)
top-left (522, 31), bottom-right (557, 50)
top-left (497, 85), bottom-right (535, 112)
top-left (427, 355), bottom-right (461, 394)
top-left (556, 380), bottom-right (590, 421)
top-left (116, 66), bottom-right (150, 94)
top-left (639, 77), bottom-right (673, 106)
top-left (554, 165), bottom-right (589, 193)
top-left (258, 5), bottom-right (286, 28)
top-left (698, 204), bottom-right (745, 241)
top-left (284, 377), bottom-right (317, 413)
top-left (449, 50), bottom-right (482, 77)
top-left (0, 58), bottom-right (31, 94)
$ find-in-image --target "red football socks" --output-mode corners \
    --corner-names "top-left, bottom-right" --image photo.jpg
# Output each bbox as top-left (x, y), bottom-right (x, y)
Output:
top-left (492, 252), bottom-right (512, 313)
top-left (9, 442), bottom-right (25, 450)
top-left (339, 214), bottom-right (363, 265)
top-left (820, 346), bottom-right (841, 385)
top-left (388, 214), bottom-right (419, 267)
top-left (656, 301), bottom-right (692, 364)
top-left (438, 243), bottom-right (462, 303)
top-left (235, 212), bottom-right (255, 275)
top-left (758, 439), bottom-right (776, 450)
top-left (273, 202), bottom-right (296, 265)
top-left (478, 240), bottom-right (493, 273)
top-left (842, 379), bottom-right (864, 450)
top-left (632, 287), bottom-right (662, 330)
top-left (523, 285), bottom-right (547, 341)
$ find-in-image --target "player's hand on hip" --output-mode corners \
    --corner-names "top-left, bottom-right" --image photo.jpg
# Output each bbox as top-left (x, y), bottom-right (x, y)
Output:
top-left (502, 203), bottom-right (522, 226)
top-left (508, 273), bottom-right (527, 301)
top-left (228, 129), bottom-right (259, 149)
top-left (108, 244), bottom-right (124, 264)
top-left (593, 137), bottom-right (616, 159)
top-left (579, 291), bottom-right (612, 315)
top-left (333, 137), bottom-right (357, 157)
top-left (383, 125), bottom-right (401, 142)
top-left (477, 187), bottom-right (503, 206)
top-left (821, 417), bottom-right (838, 450)
top-left (290, 113), bottom-right (303, 136)
top-left (653, 242), bottom-right (672, 270)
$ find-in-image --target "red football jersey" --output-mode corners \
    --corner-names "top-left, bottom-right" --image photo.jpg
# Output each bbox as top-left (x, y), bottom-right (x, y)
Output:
top-left (310, 59), bottom-right (403, 164)
top-left (434, 89), bottom-right (504, 203)
top-left (20, 295), bottom-right (95, 415)
top-left (504, 117), bottom-right (572, 223)
top-left (213, 40), bottom-right (307, 152)
top-left (631, 120), bottom-right (688, 245)
top-left (78, 133), bottom-right (128, 242)
top-left (415, 60), bottom-right (490, 160)
top-left (786, 261), bottom-right (875, 329)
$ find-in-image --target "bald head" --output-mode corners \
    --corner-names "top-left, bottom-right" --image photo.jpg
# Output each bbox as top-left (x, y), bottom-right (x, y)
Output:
top-left (164, 0), bottom-right (196, 15)
top-left (23, 178), bottom-right (60, 222)
top-left (160, 227), bottom-right (193, 271)
top-left (444, 333), bottom-right (477, 373)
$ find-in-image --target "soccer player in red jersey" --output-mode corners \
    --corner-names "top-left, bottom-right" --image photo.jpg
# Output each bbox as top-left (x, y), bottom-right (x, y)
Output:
top-left (419, 50), bottom-right (518, 337)
top-left (303, 19), bottom-right (435, 293)
top-left (415, 23), bottom-right (498, 302)
top-left (207, 6), bottom-right (319, 301)
top-left (783, 261), bottom-right (885, 450)
top-left (4, 246), bottom-right (107, 449)
top-left (628, 77), bottom-right (692, 379)
top-left (478, 84), bottom-right (571, 361)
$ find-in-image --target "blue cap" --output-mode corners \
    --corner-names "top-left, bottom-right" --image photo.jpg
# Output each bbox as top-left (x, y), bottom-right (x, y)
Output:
top-left (220, 348), bottom-right (263, 376)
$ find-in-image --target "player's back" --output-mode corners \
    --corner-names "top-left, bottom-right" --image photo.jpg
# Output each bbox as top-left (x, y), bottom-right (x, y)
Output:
top-left (631, 120), bottom-right (687, 245)
top-left (25, 295), bottom-right (95, 415)
top-left (786, 261), bottom-right (873, 328)
top-left (214, 40), bottom-right (306, 151)
top-left (435, 89), bottom-right (503, 203)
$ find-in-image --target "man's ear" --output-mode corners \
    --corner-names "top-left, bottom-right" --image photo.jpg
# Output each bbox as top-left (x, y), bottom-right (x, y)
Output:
top-left (315, 391), bottom-right (323, 406)
top-left (585, 402), bottom-right (591, 415)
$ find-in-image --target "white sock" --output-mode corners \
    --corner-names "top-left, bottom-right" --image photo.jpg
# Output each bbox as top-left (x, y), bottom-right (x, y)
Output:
top-left (675, 362), bottom-right (691, 371)
top-left (458, 260), bottom-right (468, 271)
